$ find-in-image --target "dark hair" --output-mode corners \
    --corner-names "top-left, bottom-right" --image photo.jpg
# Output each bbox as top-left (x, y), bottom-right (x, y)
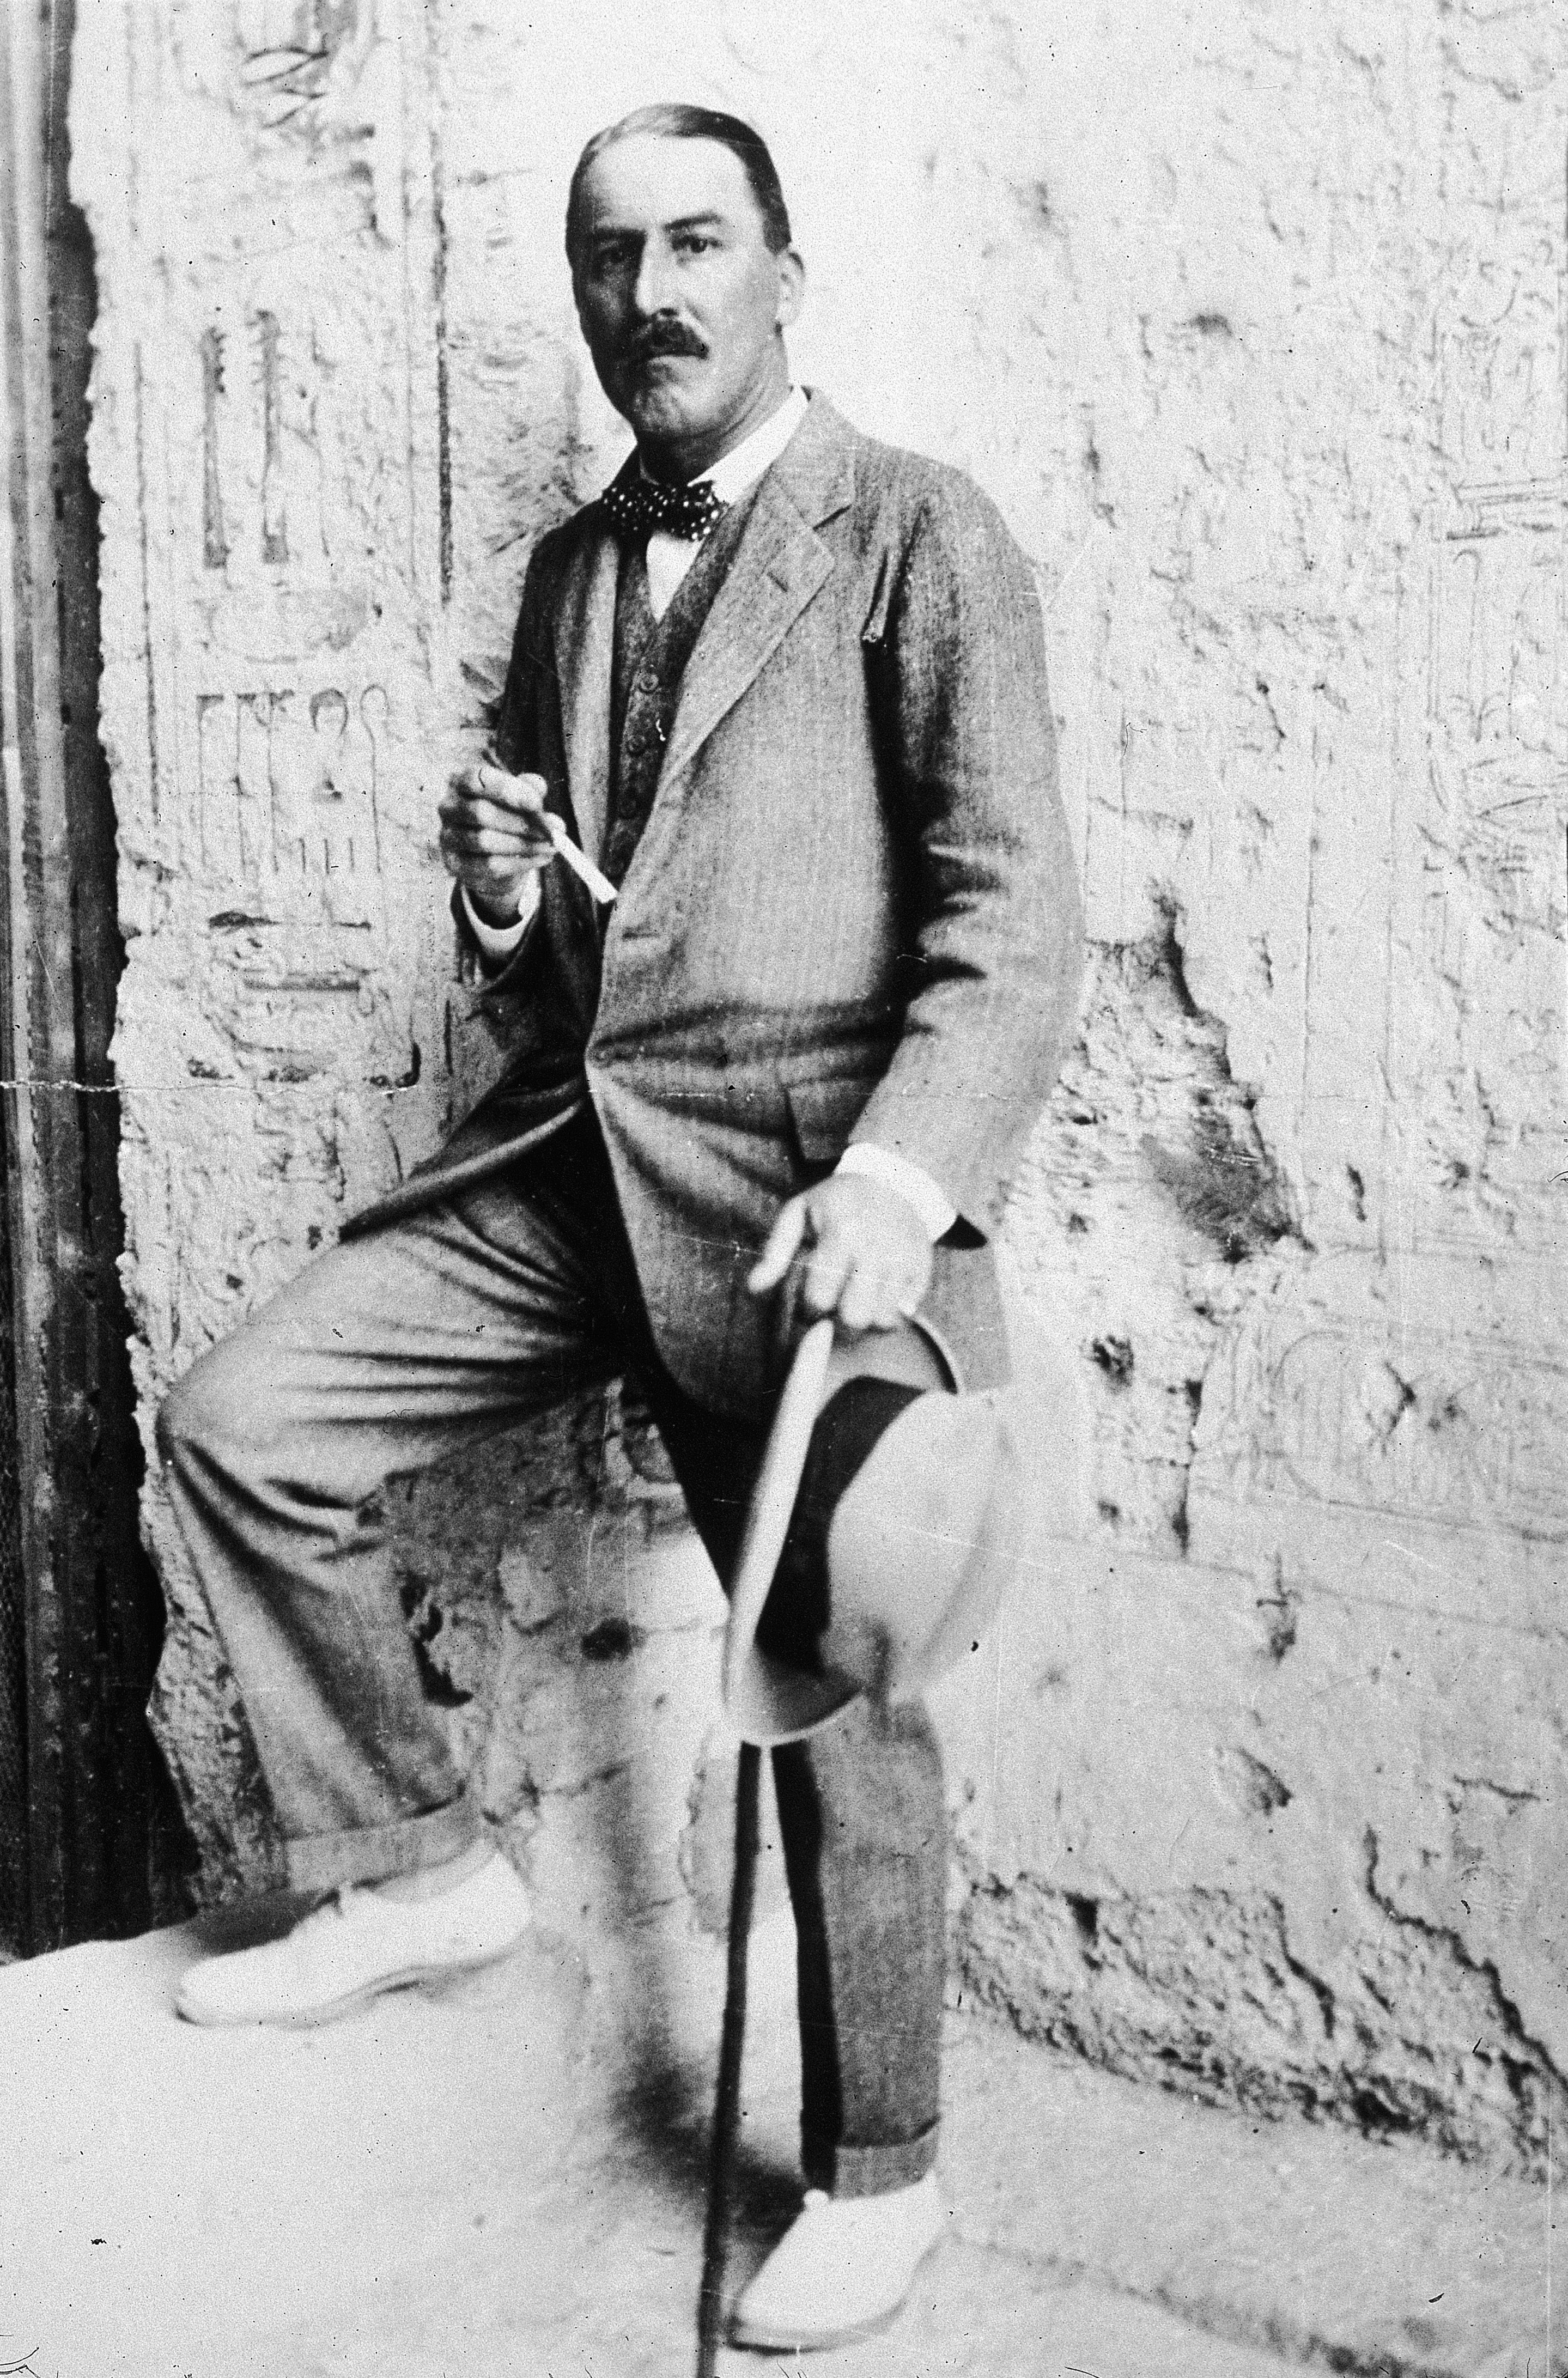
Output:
top-left (566, 103), bottom-right (792, 266)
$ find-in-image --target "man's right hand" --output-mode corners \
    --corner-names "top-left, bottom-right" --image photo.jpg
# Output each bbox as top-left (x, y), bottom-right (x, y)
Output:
top-left (439, 762), bottom-right (557, 925)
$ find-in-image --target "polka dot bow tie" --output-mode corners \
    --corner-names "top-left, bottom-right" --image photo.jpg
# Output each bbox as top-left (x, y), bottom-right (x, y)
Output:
top-left (600, 474), bottom-right (728, 544)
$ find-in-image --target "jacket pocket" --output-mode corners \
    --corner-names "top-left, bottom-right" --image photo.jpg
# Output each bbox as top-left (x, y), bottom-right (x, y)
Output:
top-left (783, 1075), bottom-right (874, 1174)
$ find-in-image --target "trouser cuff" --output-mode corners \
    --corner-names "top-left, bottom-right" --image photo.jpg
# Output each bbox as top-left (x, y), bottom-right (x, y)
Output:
top-left (283, 1792), bottom-right (484, 1896)
top-left (801, 2117), bottom-right (940, 2199)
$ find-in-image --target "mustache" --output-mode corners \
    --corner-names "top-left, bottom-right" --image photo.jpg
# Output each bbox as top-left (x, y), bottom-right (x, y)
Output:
top-left (625, 318), bottom-right (709, 364)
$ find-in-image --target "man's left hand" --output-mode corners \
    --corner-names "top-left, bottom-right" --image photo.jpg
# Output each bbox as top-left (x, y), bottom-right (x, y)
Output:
top-left (747, 1176), bottom-right (933, 1336)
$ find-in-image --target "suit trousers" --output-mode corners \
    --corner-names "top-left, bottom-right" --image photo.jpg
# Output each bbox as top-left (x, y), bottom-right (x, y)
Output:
top-left (156, 1111), bottom-right (944, 2197)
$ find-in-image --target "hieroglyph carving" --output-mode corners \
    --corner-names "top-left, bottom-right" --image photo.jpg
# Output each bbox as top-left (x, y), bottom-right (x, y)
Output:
top-left (195, 685), bottom-right (390, 925)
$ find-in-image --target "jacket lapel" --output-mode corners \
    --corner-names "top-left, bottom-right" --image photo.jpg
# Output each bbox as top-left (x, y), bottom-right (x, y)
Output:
top-left (659, 393), bottom-right (856, 789)
top-left (551, 524), bottom-right (620, 869)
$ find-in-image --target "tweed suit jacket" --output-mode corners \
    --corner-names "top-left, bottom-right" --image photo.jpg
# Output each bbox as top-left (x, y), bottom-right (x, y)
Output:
top-left (374, 392), bottom-right (1083, 1416)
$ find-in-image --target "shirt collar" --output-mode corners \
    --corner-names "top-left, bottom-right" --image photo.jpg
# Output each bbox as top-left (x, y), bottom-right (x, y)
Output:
top-left (638, 386), bottom-right (807, 509)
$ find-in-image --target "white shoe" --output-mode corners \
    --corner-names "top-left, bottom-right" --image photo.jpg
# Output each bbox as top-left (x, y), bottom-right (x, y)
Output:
top-left (175, 1851), bottom-right (531, 2027)
top-left (729, 2172), bottom-right (945, 2351)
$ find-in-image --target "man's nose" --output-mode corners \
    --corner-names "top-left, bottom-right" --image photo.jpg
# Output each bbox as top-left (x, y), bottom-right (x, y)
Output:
top-left (631, 237), bottom-right (677, 318)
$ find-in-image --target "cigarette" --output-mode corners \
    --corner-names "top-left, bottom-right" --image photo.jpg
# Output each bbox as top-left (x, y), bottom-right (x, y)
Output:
top-left (542, 811), bottom-right (618, 905)
top-left (481, 751), bottom-right (616, 904)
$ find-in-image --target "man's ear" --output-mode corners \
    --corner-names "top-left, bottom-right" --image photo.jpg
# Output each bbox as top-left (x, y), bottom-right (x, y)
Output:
top-left (774, 246), bottom-right (805, 332)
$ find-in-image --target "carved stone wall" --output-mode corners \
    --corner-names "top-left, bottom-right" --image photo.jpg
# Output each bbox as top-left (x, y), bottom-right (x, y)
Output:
top-left (75, 1), bottom-right (1567, 2165)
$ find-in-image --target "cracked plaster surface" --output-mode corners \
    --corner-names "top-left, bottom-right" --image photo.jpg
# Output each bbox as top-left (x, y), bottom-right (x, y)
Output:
top-left (72, 0), bottom-right (1568, 2166)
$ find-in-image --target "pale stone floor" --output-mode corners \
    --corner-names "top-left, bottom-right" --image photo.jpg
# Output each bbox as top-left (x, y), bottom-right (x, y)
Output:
top-left (0, 1902), bottom-right (1559, 2378)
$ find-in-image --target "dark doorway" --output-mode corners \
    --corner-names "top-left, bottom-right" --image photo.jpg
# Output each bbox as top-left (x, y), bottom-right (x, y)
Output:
top-left (0, 1114), bottom-right (26, 1952)
top-left (0, 0), bottom-right (172, 1954)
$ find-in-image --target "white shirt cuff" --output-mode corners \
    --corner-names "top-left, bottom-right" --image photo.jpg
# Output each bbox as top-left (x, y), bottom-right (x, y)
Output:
top-left (835, 1144), bottom-right (958, 1243)
top-left (460, 875), bottom-right (539, 960)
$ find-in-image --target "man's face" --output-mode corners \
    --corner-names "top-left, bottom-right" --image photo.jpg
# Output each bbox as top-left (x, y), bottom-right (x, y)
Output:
top-left (572, 135), bottom-right (803, 475)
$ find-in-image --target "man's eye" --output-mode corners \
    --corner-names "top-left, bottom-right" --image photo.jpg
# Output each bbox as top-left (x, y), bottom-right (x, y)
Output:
top-left (676, 234), bottom-right (715, 255)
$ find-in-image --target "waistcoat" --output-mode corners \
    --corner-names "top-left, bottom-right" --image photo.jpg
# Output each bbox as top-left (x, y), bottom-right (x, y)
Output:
top-left (602, 483), bottom-right (763, 889)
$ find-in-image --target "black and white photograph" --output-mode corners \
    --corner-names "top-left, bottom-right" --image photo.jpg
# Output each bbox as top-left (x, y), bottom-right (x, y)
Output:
top-left (0, 2), bottom-right (1562, 2371)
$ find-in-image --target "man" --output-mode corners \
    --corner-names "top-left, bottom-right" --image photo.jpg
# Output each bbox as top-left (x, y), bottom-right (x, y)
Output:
top-left (158, 104), bottom-right (1082, 2350)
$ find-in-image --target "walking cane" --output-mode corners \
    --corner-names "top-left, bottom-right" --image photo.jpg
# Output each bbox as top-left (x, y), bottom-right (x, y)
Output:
top-left (694, 1324), bottom-right (836, 2370)
top-left (694, 1739), bottom-right (762, 2377)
